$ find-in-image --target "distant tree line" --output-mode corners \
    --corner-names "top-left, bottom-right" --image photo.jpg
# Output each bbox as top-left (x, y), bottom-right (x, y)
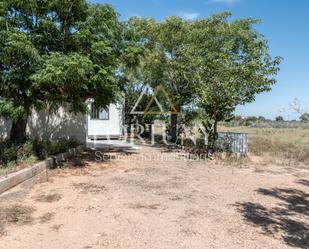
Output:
top-left (223, 114), bottom-right (309, 127)
top-left (300, 113), bottom-right (309, 122)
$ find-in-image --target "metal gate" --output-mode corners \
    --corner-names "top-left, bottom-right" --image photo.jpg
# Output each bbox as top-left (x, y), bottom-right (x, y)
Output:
top-left (217, 132), bottom-right (248, 155)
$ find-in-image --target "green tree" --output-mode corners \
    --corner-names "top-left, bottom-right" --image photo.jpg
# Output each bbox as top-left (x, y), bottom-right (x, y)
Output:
top-left (128, 17), bottom-right (199, 142)
top-left (299, 113), bottom-right (309, 122)
top-left (193, 13), bottom-right (281, 146)
top-left (258, 116), bottom-right (267, 122)
top-left (275, 116), bottom-right (284, 122)
top-left (118, 17), bottom-right (154, 133)
top-left (0, 1), bottom-right (122, 143)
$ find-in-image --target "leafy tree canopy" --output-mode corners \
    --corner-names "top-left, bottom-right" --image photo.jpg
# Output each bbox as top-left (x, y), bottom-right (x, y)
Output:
top-left (300, 113), bottom-right (309, 122)
top-left (0, 0), bottom-right (123, 143)
top-left (192, 13), bottom-right (281, 141)
top-left (124, 13), bottom-right (281, 144)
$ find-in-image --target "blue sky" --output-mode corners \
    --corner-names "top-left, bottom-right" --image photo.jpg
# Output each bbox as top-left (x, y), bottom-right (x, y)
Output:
top-left (94, 0), bottom-right (309, 120)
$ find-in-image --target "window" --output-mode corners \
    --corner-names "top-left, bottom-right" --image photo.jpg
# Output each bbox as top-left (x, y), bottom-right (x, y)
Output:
top-left (90, 103), bottom-right (109, 120)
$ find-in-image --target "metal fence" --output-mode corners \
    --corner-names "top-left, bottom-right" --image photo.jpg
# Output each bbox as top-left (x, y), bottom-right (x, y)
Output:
top-left (217, 132), bottom-right (248, 155)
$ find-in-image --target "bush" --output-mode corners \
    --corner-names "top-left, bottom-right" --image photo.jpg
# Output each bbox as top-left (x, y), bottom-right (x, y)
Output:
top-left (0, 141), bottom-right (18, 165)
top-left (0, 138), bottom-right (80, 170)
top-left (32, 138), bottom-right (79, 160)
top-left (17, 141), bottom-right (36, 162)
top-left (32, 139), bottom-right (51, 160)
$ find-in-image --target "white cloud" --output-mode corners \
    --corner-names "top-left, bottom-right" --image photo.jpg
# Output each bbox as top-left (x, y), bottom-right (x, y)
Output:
top-left (211, 0), bottom-right (238, 4)
top-left (178, 11), bottom-right (200, 20)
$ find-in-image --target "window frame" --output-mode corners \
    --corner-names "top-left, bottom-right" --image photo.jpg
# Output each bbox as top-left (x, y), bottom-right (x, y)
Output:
top-left (90, 102), bottom-right (110, 120)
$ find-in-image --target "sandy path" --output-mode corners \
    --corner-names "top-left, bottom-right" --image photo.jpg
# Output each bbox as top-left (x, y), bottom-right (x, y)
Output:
top-left (0, 145), bottom-right (308, 249)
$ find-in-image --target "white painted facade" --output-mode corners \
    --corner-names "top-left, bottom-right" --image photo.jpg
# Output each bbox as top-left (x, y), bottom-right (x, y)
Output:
top-left (87, 102), bottom-right (124, 139)
top-left (0, 103), bottom-right (124, 143)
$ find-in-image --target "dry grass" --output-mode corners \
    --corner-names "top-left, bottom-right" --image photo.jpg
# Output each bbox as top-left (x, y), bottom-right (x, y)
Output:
top-left (73, 182), bottom-right (107, 194)
top-left (0, 204), bottom-right (35, 236)
top-left (220, 126), bottom-right (309, 167)
top-left (34, 193), bottom-right (62, 203)
top-left (0, 164), bottom-right (16, 177)
top-left (38, 212), bottom-right (55, 224)
top-left (51, 224), bottom-right (63, 231)
top-left (220, 154), bottom-right (251, 167)
top-left (128, 203), bottom-right (161, 210)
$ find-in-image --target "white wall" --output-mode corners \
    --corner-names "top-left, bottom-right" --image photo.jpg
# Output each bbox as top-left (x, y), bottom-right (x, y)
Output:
top-left (87, 103), bottom-right (124, 137)
top-left (28, 108), bottom-right (87, 142)
top-left (0, 108), bottom-right (87, 142)
top-left (0, 118), bottom-right (11, 140)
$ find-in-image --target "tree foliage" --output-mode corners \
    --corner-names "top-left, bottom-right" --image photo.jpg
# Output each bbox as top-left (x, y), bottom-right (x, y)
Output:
top-left (124, 13), bottom-right (281, 146)
top-left (192, 13), bottom-right (281, 144)
top-left (0, 0), bottom-right (122, 143)
top-left (124, 17), bottom-right (200, 141)
top-left (300, 113), bottom-right (309, 122)
top-left (0, 3), bottom-right (282, 148)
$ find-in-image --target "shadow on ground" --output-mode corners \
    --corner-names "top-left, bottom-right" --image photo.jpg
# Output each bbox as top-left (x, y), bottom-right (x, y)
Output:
top-left (296, 179), bottom-right (309, 187)
top-left (235, 184), bottom-right (309, 248)
top-left (53, 149), bottom-right (138, 169)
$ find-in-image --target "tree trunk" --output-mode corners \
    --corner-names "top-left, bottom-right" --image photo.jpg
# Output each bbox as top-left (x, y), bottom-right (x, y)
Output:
top-left (208, 119), bottom-right (219, 153)
top-left (213, 119), bottom-right (218, 140)
top-left (10, 115), bottom-right (28, 144)
top-left (170, 105), bottom-right (180, 143)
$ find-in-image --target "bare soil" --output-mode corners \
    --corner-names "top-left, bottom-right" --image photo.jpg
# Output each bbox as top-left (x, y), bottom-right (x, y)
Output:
top-left (0, 145), bottom-right (308, 249)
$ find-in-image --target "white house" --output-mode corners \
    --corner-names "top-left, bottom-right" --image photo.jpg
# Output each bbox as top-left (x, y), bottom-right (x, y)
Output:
top-left (87, 101), bottom-right (124, 140)
top-left (0, 101), bottom-right (125, 143)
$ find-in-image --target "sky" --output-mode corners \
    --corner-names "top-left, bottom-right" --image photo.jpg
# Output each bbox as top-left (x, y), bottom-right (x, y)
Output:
top-left (93, 0), bottom-right (309, 120)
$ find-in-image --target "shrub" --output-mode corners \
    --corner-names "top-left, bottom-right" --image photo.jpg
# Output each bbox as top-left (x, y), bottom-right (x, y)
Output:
top-left (52, 138), bottom-right (78, 154)
top-left (0, 141), bottom-right (18, 165)
top-left (32, 138), bottom-right (79, 160)
top-left (32, 139), bottom-right (51, 160)
top-left (0, 138), bottom-right (80, 171)
top-left (17, 141), bottom-right (36, 162)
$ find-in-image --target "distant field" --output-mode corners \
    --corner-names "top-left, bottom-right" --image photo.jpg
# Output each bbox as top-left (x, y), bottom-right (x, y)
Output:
top-left (219, 126), bottom-right (309, 167)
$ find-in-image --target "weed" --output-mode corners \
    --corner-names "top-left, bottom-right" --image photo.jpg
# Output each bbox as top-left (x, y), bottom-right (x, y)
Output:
top-left (73, 183), bottom-right (107, 194)
top-left (0, 204), bottom-right (35, 236)
top-left (34, 193), bottom-right (62, 203)
top-left (128, 203), bottom-right (161, 210)
top-left (38, 212), bottom-right (55, 223)
top-left (0, 138), bottom-right (80, 176)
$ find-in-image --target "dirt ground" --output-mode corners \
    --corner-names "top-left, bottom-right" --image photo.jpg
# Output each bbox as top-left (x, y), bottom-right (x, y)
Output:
top-left (0, 145), bottom-right (308, 249)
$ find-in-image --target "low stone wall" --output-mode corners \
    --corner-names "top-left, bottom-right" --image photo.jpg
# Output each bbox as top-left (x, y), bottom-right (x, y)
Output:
top-left (0, 145), bottom-right (85, 195)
